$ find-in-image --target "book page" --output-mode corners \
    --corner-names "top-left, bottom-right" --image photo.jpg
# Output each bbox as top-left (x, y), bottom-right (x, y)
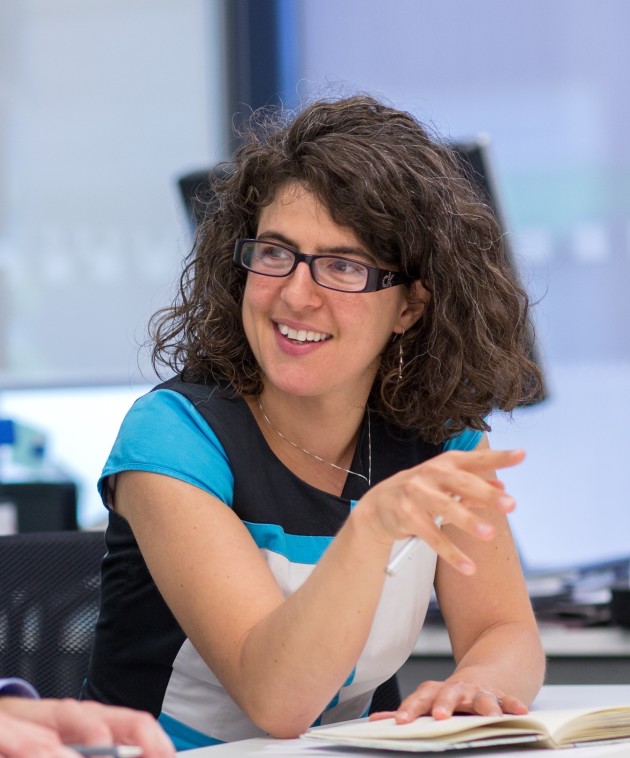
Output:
top-left (555, 708), bottom-right (630, 745)
top-left (307, 706), bottom-right (630, 745)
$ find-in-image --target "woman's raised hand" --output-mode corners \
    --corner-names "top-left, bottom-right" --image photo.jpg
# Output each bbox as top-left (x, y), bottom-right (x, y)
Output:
top-left (355, 447), bottom-right (525, 575)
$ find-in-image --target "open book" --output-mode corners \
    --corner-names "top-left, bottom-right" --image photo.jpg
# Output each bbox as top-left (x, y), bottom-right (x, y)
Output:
top-left (303, 706), bottom-right (630, 752)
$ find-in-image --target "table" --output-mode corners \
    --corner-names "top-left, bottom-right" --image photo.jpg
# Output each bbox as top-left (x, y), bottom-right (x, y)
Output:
top-left (179, 684), bottom-right (630, 756)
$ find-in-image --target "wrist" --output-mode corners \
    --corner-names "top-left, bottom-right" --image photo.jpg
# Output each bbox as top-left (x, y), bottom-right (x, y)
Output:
top-left (345, 503), bottom-right (397, 559)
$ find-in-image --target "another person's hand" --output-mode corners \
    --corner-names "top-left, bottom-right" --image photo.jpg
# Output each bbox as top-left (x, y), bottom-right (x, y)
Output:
top-left (370, 677), bottom-right (529, 723)
top-left (355, 446), bottom-right (524, 575)
top-left (0, 697), bottom-right (175, 758)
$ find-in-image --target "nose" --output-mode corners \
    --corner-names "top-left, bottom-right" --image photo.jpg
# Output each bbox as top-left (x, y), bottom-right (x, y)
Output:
top-left (279, 261), bottom-right (323, 309)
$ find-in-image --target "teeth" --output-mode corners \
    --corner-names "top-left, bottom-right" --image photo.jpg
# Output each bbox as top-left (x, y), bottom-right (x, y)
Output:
top-left (278, 323), bottom-right (330, 343)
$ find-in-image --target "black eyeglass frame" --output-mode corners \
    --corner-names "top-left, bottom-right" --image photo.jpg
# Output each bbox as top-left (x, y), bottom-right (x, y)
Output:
top-left (233, 239), bottom-right (413, 293)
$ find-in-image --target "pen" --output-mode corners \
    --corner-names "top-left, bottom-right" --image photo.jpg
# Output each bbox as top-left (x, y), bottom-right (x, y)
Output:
top-left (386, 508), bottom-right (451, 575)
top-left (66, 746), bottom-right (142, 757)
top-left (385, 536), bottom-right (419, 576)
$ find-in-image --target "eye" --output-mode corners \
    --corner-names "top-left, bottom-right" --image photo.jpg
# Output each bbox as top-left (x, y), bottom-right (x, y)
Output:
top-left (253, 243), bottom-right (293, 269)
top-left (326, 257), bottom-right (366, 276)
top-left (259, 243), bottom-right (289, 260)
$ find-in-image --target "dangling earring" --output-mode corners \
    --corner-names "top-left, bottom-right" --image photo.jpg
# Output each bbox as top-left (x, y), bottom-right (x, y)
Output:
top-left (397, 331), bottom-right (405, 383)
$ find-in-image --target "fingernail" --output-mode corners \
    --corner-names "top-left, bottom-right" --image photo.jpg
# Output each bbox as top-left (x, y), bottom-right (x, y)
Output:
top-left (459, 561), bottom-right (476, 575)
top-left (396, 710), bottom-right (411, 722)
top-left (498, 496), bottom-right (514, 510)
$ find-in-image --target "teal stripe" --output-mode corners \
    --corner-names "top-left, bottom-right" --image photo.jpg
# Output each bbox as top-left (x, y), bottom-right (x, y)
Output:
top-left (99, 390), bottom-right (235, 507)
top-left (244, 521), bottom-right (333, 564)
top-left (312, 667), bottom-right (357, 727)
top-left (158, 713), bottom-right (222, 751)
top-left (443, 427), bottom-right (483, 451)
top-left (324, 667), bottom-right (356, 712)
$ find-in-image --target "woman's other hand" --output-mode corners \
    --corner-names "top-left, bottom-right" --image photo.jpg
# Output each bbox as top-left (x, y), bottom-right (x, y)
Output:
top-left (369, 677), bottom-right (529, 723)
top-left (354, 445), bottom-right (525, 575)
top-left (0, 697), bottom-right (175, 758)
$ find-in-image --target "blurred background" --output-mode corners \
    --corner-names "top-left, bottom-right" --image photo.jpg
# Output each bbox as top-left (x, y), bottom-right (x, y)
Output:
top-left (0, 0), bottom-right (628, 571)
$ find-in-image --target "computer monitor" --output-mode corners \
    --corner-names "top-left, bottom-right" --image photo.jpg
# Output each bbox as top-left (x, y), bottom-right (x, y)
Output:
top-left (451, 136), bottom-right (546, 403)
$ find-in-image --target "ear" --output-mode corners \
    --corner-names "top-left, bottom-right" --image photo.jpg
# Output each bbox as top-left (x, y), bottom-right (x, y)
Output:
top-left (393, 280), bottom-right (431, 334)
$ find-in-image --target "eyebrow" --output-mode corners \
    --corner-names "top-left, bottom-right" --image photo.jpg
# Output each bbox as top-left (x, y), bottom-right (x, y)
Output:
top-left (256, 231), bottom-right (378, 264)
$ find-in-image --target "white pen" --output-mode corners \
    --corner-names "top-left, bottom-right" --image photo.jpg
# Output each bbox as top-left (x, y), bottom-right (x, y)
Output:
top-left (385, 536), bottom-right (419, 576)
top-left (385, 514), bottom-right (445, 576)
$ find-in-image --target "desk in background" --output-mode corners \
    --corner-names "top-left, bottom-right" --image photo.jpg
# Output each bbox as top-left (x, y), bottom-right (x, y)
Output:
top-left (399, 624), bottom-right (630, 695)
top-left (180, 684), bottom-right (630, 757)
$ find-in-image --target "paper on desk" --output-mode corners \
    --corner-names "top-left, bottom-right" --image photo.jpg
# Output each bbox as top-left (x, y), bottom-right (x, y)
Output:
top-left (473, 743), bottom-right (630, 757)
top-left (181, 737), bottom-right (630, 757)
top-left (262, 740), bottom-right (329, 753)
top-left (297, 736), bottom-right (630, 757)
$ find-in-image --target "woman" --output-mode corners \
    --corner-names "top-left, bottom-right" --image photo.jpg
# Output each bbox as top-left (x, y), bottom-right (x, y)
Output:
top-left (83, 95), bottom-right (545, 749)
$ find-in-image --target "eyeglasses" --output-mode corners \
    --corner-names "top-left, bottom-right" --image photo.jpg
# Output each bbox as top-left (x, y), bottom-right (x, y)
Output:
top-left (233, 239), bottom-right (412, 293)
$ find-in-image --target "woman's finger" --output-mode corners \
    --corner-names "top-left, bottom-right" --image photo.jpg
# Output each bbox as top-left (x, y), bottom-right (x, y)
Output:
top-left (389, 680), bottom-right (444, 723)
top-left (426, 681), bottom-right (476, 719)
top-left (449, 473), bottom-right (514, 513)
top-left (434, 687), bottom-right (528, 719)
top-left (371, 681), bottom-right (529, 724)
top-left (367, 710), bottom-right (397, 722)
top-left (444, 448), bottom-right (525, 475)
top-left (488, 693), bottom-right (529, 716)
top-left (468, 690), bottom-right (504, 717)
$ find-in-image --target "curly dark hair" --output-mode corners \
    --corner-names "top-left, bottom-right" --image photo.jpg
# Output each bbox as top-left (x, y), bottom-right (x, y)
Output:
top-left (150, 94), bottom-right (542, 444)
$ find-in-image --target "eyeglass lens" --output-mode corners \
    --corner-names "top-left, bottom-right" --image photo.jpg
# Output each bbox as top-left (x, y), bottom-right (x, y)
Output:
top-left (241, 241), bottom-right (369, 291)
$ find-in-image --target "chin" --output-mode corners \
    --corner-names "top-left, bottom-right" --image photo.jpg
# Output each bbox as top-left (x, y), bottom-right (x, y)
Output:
top-left (261, 364), bottom-right (325, 395)
top-left (266, 377), bottom-right (321, 398)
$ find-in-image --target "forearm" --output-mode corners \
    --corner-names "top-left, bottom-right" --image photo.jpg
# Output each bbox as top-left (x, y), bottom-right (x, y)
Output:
top-left (450, 621), bottom-right (545, 705)
top-left (233, 443), bottom-right (527, 728)
top-left (121, 472), bottom-right (398, 737)
top-left (230, 514), bottom-right (393, 736)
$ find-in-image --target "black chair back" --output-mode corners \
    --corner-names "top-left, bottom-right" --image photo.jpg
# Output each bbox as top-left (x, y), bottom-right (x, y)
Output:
top-left (0, 530), bottom-right (105, 698)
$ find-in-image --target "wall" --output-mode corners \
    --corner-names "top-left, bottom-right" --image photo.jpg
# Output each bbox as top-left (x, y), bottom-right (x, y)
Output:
top-left (0, 0), bottom-right (226, 387)
top-left (0, 0), bottom-right (226, 525)
top-left (2, 1), bottom-right (629, 563)
top-left (292, 0), bottom-right (630, 569)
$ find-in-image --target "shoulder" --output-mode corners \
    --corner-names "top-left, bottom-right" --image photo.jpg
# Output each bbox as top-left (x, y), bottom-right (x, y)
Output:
top-left (99, 380), bottom-right (248, 505)
top-left (116, 385), bottom-right (231, 454)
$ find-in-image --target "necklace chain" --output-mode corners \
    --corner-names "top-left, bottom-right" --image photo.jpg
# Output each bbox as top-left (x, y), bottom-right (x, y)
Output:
top-left (256, 397), bottom-right (372, 487)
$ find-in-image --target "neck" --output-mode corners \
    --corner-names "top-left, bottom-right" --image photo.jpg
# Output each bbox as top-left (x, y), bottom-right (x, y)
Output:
top-left (255, 386), bottom-right (368, 465)
top-left (246, 388), bottom-right (371, 494)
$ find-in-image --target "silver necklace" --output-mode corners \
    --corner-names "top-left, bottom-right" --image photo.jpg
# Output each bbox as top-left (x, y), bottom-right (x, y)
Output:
top-left (256, 397), bottom-right (372, 487)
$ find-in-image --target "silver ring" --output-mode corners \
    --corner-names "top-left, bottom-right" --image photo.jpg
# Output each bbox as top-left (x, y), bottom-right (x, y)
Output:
top-left (433, 514), bottom-right (444, 528)
top-left (472, 690), bottom-right (503, 710)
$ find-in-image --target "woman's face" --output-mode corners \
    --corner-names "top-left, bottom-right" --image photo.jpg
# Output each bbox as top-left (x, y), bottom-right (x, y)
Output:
top-left (241, 182), bottom-right (425, 403)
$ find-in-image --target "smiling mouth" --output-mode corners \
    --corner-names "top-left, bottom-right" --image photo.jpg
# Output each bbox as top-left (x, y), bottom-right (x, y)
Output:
top-left (277, 322), bottom-right (332, 343)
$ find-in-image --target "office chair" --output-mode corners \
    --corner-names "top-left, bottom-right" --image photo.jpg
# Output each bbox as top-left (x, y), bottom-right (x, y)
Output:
top-left (0, 530), bottom-right (105, 698)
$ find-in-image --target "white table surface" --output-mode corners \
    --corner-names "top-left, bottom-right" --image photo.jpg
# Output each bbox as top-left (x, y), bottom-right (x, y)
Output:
top-left (179, 684), bottom-right (630, 756)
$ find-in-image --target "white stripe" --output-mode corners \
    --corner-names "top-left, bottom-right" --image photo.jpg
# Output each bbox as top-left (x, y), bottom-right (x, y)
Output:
top-left (161, 542), bottom-right (436, 742)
